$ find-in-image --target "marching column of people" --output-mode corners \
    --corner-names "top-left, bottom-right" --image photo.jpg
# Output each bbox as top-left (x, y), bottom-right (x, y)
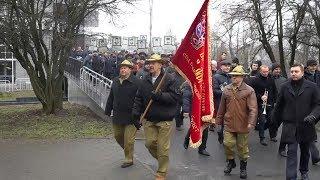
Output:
top-left (103, 53), bottom-right (320, 180)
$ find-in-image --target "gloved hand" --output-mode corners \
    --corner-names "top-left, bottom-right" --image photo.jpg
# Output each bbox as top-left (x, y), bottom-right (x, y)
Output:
top-left (132, 114), bottom-right (142, 130)
top-left (133, 120), bottom-right (142, 130)
top-left (151, 91), bottom-right (162, 101)
top-left (304, 115), bottom-right (316, 125)
top-left (217, 131), bottom-right (224, 144)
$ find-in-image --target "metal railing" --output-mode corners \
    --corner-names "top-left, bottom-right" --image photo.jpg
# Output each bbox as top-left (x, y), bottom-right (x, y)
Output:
top-left (0, 78), bottom-right (33, 92)
top-left (80, 66), bottom-right (112, 109)
top-left (0, 80), bottom-right (12, 92)
top-left (15, 78), bottom-right (33, 91)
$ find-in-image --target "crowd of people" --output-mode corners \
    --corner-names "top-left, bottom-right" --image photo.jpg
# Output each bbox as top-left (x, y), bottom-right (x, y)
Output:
top-left (70, 46), bottom-right (174, 81)
top-left (101, 49), bottom-right (320, 180)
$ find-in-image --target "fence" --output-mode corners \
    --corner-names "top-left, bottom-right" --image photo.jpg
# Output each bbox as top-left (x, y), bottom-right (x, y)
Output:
top-left (80, 66), bottom-right (112, 108)
top-left (0, 78), bottom-right (32, 92)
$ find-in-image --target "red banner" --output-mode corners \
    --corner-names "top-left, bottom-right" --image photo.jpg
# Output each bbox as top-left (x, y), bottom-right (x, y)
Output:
top-left (172, 0), bottom-right (214, 148)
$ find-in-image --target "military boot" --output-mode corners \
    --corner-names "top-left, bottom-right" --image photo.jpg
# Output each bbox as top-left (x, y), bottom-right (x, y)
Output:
top-left (224, 159), bottom-right (236, 174)
top-left (240, 160), bottom-right (247, 179)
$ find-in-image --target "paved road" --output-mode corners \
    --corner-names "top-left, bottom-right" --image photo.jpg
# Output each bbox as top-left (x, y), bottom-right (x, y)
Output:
top-left (135, 123), bottom-right (320, 180)
top-left (0, 125), bottom-right (319, 180)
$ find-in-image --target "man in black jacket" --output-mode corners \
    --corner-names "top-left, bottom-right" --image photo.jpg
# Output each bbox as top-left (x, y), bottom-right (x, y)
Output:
top-left (270, 63), bottom-right (288, 157)
top-left (304, 59), bottom-right (320, 165)
top-left (105, 60), bottom-right (142, 168)
top-left (132, 54), bottom-right (180, 180)
top-left (250, 65), bottom-right (277, 146)
top-left (305, 60), bottom-right (320, 87)
top-left (273, 64), bottom-right (320, 180)
top-left (213, 60), bottom-right (232, 143)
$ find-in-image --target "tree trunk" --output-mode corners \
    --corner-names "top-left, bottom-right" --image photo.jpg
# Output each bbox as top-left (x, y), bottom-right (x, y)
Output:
top-left (276, 0), bottom-right (286, 77)
top-left (318, 48), bottom-right (320, 64)
top-left (28, 69), bottom-right (64, 115)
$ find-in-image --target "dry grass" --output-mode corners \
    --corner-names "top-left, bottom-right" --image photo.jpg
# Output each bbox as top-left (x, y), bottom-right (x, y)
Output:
top-left (0, 90), bottom-right (36, 101)
top-left (0, 102), bottom-right (113, 139)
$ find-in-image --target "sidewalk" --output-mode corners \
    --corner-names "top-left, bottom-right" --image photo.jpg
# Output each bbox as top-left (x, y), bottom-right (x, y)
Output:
top-left (0, 139), bottom-right (154, 180)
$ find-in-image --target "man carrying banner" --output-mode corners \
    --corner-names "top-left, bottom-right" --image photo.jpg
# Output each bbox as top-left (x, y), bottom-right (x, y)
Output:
top-left (132, 54), bottom-right (180, 180)
top-left (216, 65), bottom-right (258, 179)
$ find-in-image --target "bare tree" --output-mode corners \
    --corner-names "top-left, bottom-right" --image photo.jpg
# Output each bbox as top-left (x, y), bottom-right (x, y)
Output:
top-left (220, 0), bottom-right (312, 76)
top-left (0, 0), bottom-right (135, 114)
top-left (307, 0), bottom-right (320, 63)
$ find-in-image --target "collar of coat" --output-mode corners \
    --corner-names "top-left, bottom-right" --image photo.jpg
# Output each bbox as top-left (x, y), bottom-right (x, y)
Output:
top-left (116, 74), bottom-right (135, 84)
top-left (226, 82), bottom-right (247, 91)
top-left (286, 78), bottom-right (314, 96)
top-left (146, 69), bottom-right (165, 85)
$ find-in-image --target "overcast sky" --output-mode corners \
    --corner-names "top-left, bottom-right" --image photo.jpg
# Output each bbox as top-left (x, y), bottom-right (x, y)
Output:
top-left (88, 0), bottom-right (221, 40)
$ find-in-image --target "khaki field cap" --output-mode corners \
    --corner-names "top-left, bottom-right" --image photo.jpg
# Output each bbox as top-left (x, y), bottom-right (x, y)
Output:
top-left (119, 60), bottom-right (133, 68)
top-left (228, 65), bottom-right (248, 76)
top-left (146, 54), bottom-right (165, 64)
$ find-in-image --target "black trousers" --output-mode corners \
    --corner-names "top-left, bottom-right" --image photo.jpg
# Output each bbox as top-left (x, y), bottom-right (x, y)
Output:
top-left (184, 127), bottom-right (209, 151)
top-left (310, 141), bottom-right (320, 162)
top-left (175, 103), bottom-right (183, 128)
top-left (258, 111), bottom-right (277, 139)
top-left (286, 142), bottom-right (310, 180)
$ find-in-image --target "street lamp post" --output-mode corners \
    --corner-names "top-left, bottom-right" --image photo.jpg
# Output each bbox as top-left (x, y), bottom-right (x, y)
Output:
top-left (149, 0), bottom-right (153, 54)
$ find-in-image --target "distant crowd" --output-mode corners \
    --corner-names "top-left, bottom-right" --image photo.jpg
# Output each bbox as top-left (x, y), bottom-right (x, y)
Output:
top-left (70, 46), bottom-right (174, 80)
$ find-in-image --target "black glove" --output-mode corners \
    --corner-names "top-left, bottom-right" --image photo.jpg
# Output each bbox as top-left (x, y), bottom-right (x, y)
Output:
top-left (304, 115), bottom-right (316, 125)
top-left (217, 131), bottom-right (224, 144)
top-left (132, 114), bottom-right (142, 130)
top-left (133, 120), bottom-right (142, 130)
top-left (151, 91), bottom-right (162, 101)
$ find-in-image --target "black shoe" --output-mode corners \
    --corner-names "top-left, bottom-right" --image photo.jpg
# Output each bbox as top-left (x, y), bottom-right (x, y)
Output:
top-left (270, 137), bottom-right (278, 142)
top-left (279, 150), bottom-right (287, 157)
top-left (198, 149), bottom-right (210, 156)
top-left (121, 162), bottom-right (133, 168)
top-left (218, 132), bottom-right (224, 144)
top-left (183, 139), bottom-right (189, 149)
top-left (240, 160), bottom-right (247, 179)
top-left (224, 159), bottom-right (236, 174)
top-left (260, 138), bottom-right (268, 146)
top-left (312, 157), bottom-right (320, 165)
top-left (301, 173), bottom-right (309, 180)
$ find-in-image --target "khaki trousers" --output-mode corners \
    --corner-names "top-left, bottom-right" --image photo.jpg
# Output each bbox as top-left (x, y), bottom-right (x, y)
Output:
top-left (144, 121), bottom-right (173, 177)
top-left (113, 124), bottom-right (137, 163)
top-left (223, 131), bottom-right (249, 161)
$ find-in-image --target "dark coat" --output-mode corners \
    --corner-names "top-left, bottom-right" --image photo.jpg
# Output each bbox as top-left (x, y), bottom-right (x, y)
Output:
top-left (249, 74), bottom-right (277, 111)
top-left (132, 70), bottom-right (180, 122)
top-left (213, 70), bottom-right (231, 110)
top-left (181, 82), bottom-right (192, 113)
top-left (272, 75), bottom-right (287, 92)
top-left (273, 79), bottom-right (320, 144)
top-left (92, 55), bottom-right (103, 73)
top-left (103, 57), bottom-right (116, 79)
top-left (105, 75), bottom-right (142, 125)
top-left (304, 70), bottom-right (320, 88)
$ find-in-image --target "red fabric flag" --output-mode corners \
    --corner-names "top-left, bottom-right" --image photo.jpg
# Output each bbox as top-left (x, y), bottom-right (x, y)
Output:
top-left (172, 0), bottom-right (214, 148)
